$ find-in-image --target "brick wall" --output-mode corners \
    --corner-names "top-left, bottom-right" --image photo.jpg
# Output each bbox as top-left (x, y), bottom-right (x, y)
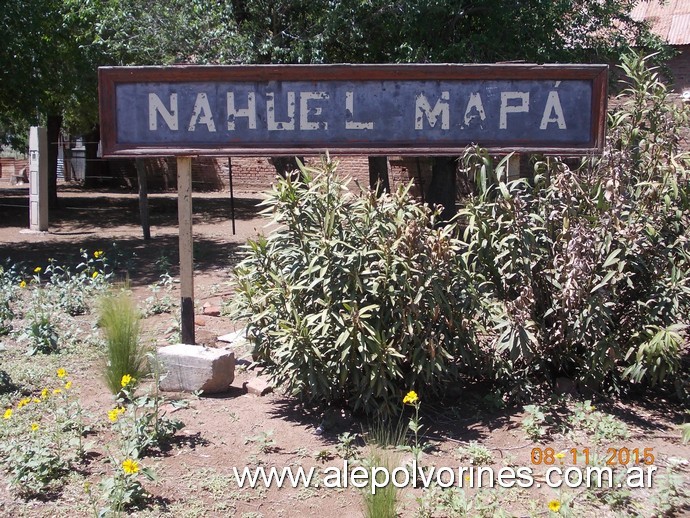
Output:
top-left (95, 155), bottom-right (471, 199)
top-left (0, 157), bottom-right (29, 182)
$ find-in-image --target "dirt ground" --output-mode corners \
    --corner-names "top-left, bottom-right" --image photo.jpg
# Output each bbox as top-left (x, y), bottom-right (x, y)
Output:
top-left (0, 182), bottom-right (689, 517)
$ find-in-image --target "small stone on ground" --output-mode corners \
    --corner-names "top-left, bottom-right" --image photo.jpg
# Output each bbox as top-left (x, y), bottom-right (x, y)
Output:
top-left (243, 375), bottom-right (273, 396)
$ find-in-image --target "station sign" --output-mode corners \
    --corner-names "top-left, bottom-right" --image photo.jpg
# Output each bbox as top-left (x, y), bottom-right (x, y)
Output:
top-left (99, 64), bottom-right (607, 156)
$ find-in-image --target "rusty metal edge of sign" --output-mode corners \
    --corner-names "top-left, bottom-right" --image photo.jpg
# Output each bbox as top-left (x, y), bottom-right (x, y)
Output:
top-left (99, 63), bottom-right (608, 157)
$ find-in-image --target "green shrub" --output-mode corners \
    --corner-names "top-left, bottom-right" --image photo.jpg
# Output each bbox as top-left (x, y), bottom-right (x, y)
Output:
top-left (23, 313), bottom-right (60, 355)
top-left (0, 262), bottom-right (20, 336)
top-left (460, 53), bottom-right (690, 398)
top-left (99, 292), bottom-right (148, 394)
top-left (233, 53), bottom-right (688, 410)
top-left (232, 158), bottom-right (481, 416)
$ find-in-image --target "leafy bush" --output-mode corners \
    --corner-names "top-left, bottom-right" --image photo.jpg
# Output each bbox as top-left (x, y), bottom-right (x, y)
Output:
top-left (53, 249), bottom-right (110, 315)
top-left (23, 313), bottom-right (60, 355)
top-left (232, 158), bottom-right (481, 416)
top-left (233, 53), bottom-right (688, 411)
top-left (0, 371), bottom-right (86, 499)
top-left (99, 292), bottom-right (149, 394)
top-left (0, 262), bottom-right (20, 336)
top-left (460, 53), bottom-right (690, 398)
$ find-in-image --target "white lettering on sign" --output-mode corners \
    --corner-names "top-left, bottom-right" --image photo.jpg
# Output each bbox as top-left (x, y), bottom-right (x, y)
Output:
top-left (149, 93), bottom-right (178, 131)
top-left (299, 92), bottom-right (329, 130)
top-left (188, 93), bottom-right (216, 132)
top-left (227, 92), bottom-right (257, 130)
top-left (345, 91), bottom-right (374, 130)
top-left (463, 92), bottom-right (486, 126)
top-left (415, 91), bottom-right (450, 130)
top-left (499, 92), bottom-right (529, 129)
top-left (144, 87), bottom-right (576, 135)
top-left (540, 91), bottom-right (566, 129)
top-left (267, 92), bottom-right (296, 131)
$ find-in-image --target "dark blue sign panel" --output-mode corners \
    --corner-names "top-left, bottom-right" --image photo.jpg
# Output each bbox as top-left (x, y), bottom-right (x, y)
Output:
top-left (99, 64), bottom-right (607, 156)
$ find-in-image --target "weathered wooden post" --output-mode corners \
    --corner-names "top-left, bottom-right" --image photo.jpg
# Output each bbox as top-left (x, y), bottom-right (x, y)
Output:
top-left (177, 156), bottom-right (195, 345)
top-left (28, 126), bottom-right (49, 231)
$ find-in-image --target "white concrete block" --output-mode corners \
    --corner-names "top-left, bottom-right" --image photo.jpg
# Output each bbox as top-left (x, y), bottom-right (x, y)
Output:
top-left (158, 343), bottom-right (235, 393)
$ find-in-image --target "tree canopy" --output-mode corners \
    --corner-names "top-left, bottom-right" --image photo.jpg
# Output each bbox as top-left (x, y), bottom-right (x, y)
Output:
top-left (0, 0), bottom-right (665, 148)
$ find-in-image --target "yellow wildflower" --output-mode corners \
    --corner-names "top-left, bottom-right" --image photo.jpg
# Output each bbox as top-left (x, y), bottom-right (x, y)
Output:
top-left (120, 374), bottom-right (134, 388)
top-left (57, 368), bottom-right (67, 378)
top-left (548, 500), bottom-right (561, 513)
top-left (94, 250), bottom-right (104, 259)
top-left (403, 390), bottom-right (419, 405)
top-left (52, 388), bottom-right (62, 395)
top-left (17, 397), bottom-right (31, 409)
top-left (64, 381), bottom-right (72, 390)
top-left (122, 458), bottom-right (139, 474)
top-left (34, 266), bottom-right (42, 273)
top-left (3, 409), bottom-right (12, 419)
top-left (31, 423), bottom-right (39, 432)
top-left (19, 280), bottom-right (27, 289)
top-left (40, 388), bottom-right (49, 399)
top-left (92, 271), bottom-right (99, 279)
top-left (555, 452), bottom-right (566, 460)
top-left (32, 398), bottom-right (41, 404)
top-left (108, 407), bottom-right (126, 422)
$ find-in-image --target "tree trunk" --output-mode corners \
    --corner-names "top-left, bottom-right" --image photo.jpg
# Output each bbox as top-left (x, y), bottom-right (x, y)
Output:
top-left (426, 157), bottom-right (457, 221)
top-left (368, 156), bottom-right (390, 195)
top-left (83, 126), bottom-right (105, 188)
top-left (46, 114), bottom-right (61, 209)
top-left (270, 156), bottom-right (304, 182)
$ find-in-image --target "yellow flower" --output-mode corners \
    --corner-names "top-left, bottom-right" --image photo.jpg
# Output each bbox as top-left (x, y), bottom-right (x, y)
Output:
top-left (555, 452), bottom-right (566, 460)
top-left (120, 374), bottom-right (134, 388)
top-left (17, 397), bottom-right (31, 409)
top-left (92, 271), bottom-right (99, 279)
top-left (30, 423), bottom-right (39, 432)
top-left (403, 390), bottom-right (419, 405)
top-left (94, 250), bottom-right (104, 259)
top-left (52, 388), bottom-right (62, 395)
top-left (3, 409), bottom-right (12, 419)
top-left (64, 381), bottom-right (72, 390)
top-left (19, 280), bottom-right (27, 289)
top-left (122, 458), bottom-right (139, 474)
top-left (32, 398), bottom-right (41, 404)
top-left (40, 388), bottom-right (49, 399)
top-left (57, 368), bottom-right (67, 378)
top-left (108, 407), bottom-right (126, 422)
top-left (34, 266), bottom-right (42, 273)
top-left (548, 500), bottom-right (561, 513)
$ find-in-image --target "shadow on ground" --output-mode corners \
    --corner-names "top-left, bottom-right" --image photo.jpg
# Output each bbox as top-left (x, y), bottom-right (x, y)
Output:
top-left (0, 188), bottom-right (263, 230)
top-left (0, 235), bottom-right (244, 287)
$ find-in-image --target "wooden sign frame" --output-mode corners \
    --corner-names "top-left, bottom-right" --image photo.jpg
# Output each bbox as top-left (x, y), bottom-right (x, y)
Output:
top-left (99, 64), bottom-right (607, 157)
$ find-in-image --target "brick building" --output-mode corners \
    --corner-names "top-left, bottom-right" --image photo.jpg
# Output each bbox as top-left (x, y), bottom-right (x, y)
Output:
top-left (105, 154), bottom-right (435, 198)
top-left (632, 0), bottom-right (690, 93)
